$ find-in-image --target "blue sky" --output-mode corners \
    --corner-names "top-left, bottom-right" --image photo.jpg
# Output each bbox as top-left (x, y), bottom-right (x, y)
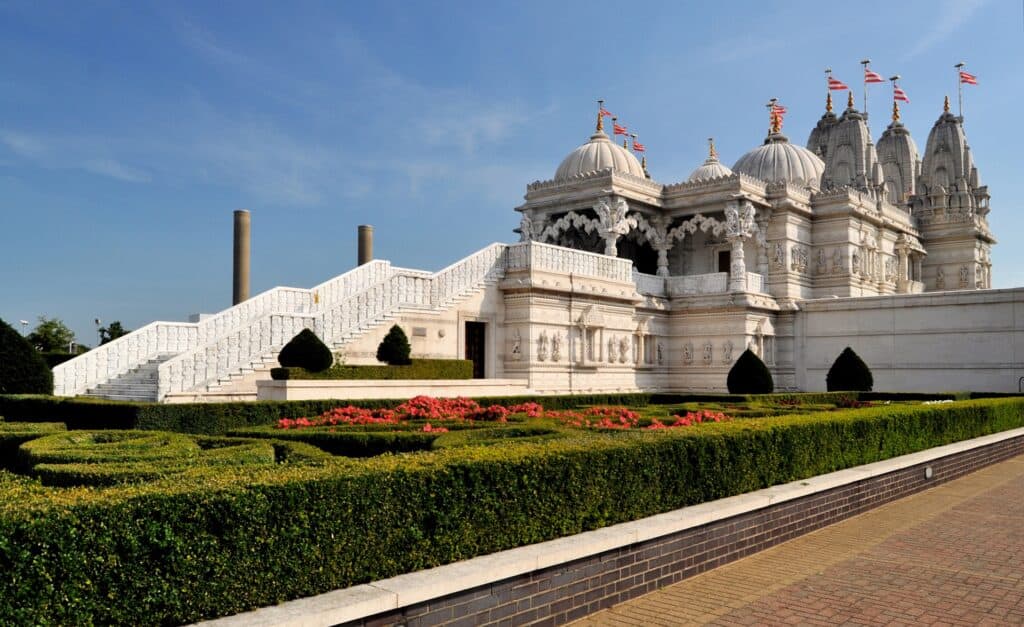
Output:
top-left (1, 0), bottom-right (1020, 345)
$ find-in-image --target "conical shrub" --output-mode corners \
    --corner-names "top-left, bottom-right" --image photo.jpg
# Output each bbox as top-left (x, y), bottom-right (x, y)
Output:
top-left (277, 328), bottom-right (333, 372)
top-left (0, 317), bottom-right (53, 394)
top-left (376, 325), bottom-right (412, 365)
top-left (727, 348), bottom-right (774, 394)
top-left (826, 346), bottom-right (873, 391)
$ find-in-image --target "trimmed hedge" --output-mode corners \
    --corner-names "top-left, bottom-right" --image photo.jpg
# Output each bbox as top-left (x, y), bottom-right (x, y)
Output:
top-left (726, 349), bottom-right (774, 394)
top-left (1, 398), bottom-right (1023, 624)
top-left (228, 426), bottom-right (441, 457)
top-left (278, 329), bottom-right (333, 372)
top-left (376, 324), bottom-right (412, 365)
top-left (0, 421), bottom-right (66, 471)
top-left (271, 359), bottom-right (474, 381)
top-left (0, 391), bottom-right (972, 435)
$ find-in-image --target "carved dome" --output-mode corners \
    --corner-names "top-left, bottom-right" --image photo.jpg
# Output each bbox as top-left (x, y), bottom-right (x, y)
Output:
top-left (688, 141), bottom-right (733, 182)
top-left (733, 132), bottom-right (825, 190)
top-left (554, 130), bottom-right (646, 181)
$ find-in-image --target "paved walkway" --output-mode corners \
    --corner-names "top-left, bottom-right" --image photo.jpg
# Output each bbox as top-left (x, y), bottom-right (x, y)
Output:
top-left (575, 455), bottom-right (1024, 626)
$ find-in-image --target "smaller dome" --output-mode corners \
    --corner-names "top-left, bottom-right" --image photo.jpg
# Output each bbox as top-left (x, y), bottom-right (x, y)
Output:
top-left (688, 140), bottom-right (732, 182)
top-left (554, 130), bottom-right (646, 181)
top-left (732, 133), bottom-right (825, 190)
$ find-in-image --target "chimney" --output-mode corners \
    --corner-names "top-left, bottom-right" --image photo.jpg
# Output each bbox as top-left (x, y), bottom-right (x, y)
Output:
top-left (358, 224), bottom-right (373, 266)
top-left (233, 209), bottom-right (251, 305)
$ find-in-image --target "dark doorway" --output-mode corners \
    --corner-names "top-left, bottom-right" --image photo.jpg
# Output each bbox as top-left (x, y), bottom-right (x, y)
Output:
top-left (465, 322), bottom-right (486, 379)
top-left (718, 250), bottom-right (731, 273)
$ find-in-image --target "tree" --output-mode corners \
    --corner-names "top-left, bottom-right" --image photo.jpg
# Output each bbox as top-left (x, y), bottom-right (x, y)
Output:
top-left (727, 348), bottom-right (774, 394)
top-left (376, 325), bottom-right (412, 365)
top-left (826, 347), bottom-right (874, 392)
top-left (277, 328), bottom-right (334, 372)
top-left (26, 316), bottom-right (76, 352)
top-left (99, 321), bottom-right (131, 345)
top-left (0, 317), bottom-right (53, 394)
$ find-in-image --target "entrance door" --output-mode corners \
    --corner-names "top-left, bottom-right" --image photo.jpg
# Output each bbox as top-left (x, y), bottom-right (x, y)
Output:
top-left (465, 322), bottom-right (486, 379)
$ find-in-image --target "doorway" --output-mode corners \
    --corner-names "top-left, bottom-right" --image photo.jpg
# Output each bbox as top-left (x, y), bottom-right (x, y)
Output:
top-left (717, 250), bottom-right (731, 273)
top-left (465, 321), bottom-right (486, 379)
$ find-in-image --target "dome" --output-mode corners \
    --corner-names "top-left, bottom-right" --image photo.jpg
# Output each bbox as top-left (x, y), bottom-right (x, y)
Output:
top-left (688, 139), bottom-right (732, 181)
top-left (554, 130), bottom-right (646, 181)
top-left (732, 133), bottom-right (825, 190)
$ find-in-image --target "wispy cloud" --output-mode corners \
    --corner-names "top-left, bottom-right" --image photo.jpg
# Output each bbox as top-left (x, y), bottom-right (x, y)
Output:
top-left (706, 36), bottom-right (786, 64)
top-left (0, 130), bottom-right (152, 183)
top-left (903, 0), bottom-right (988, 59)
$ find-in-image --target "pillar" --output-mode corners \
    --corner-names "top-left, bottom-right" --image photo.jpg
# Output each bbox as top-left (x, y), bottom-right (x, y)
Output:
top-left (358, 225), bottom-right (374, 266)
top-left (232, 209), bottom-right (250, 305)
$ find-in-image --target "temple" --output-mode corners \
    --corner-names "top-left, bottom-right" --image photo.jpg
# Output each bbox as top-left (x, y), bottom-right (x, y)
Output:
top-left (53, 87), bottom-right (1017, 402)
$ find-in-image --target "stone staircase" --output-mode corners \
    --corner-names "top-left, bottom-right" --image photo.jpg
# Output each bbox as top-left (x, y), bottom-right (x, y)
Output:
top-left (82, 354), bottom-right (177, 402)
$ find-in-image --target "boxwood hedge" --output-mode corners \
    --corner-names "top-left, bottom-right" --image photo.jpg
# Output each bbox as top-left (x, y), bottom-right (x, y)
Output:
top-left (1, 398), bottom-right (1022, 625)
top-left (271, 358), bottom-right (474, 381)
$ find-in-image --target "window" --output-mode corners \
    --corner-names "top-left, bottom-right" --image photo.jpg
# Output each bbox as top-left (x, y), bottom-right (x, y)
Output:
top-left (717, 250), bottom-right (731, 273)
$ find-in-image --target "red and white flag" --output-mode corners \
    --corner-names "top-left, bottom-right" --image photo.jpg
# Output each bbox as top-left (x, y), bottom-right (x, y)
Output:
top-left (632, 140), bottom-right (646, 153)
top-left (864, 68), bottom-right (885, 83)
top-left (893, 86), bottom-right (910, 103)
top-left (613, 123), bottom-right (628, 136)
top-left (828, 77), bottom-right (849, 91)
top-left (771, 103), bottom-right (787, 116)
top-left (959, 70), bottom-right (978, 85)
top-left (599, 107), bottom-right (613, 117)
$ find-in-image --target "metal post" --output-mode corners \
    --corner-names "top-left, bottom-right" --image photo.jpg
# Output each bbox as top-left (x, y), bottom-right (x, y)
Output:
top-left (955, 62), bottom-right (965, 117)
top-left (861, 59), bottom-right (870, 119)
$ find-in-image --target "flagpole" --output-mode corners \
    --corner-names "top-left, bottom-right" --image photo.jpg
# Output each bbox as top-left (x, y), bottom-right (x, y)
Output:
top-left (861, 59), bottom-right (871, 119)
top-left (954, 62), bottom-right (965, 117)
top-left (889, 75), bottom-right (900, 123)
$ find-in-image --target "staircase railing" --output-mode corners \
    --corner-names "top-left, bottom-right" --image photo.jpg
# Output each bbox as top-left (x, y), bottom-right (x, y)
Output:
top-left (156, 260), bottom-right (393, 399)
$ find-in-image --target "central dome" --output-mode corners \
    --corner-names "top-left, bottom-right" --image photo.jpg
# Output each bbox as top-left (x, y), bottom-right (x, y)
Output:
top-left (554, 130), bottom-right (646, 181)
top-left (733, 133), bottom-right (825, 190)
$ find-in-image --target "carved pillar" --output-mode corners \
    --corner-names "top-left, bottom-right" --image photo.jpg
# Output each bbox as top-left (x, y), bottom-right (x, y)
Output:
top-left (913, 256), bottom-right (922, 282)
top-left (724, 200), bottom-right (756, 293)
top-left (728, 237), bottom-right (747, 292)
top-left (594, 197), bottom-right (633, 259)
top-left (755, 216), bottom-right (770, 278)
top-left (896, 247), bottom-right (909, 293)
top-left (655, 246), bottom-right (670, 277)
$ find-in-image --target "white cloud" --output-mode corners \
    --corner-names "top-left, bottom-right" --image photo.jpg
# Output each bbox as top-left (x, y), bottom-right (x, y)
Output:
top-left (81, 159), bottom-right (152, 184)
top-left (0, 130), bottom-right (151, 184)
top-left (0, 130), bottom-right (48, 159)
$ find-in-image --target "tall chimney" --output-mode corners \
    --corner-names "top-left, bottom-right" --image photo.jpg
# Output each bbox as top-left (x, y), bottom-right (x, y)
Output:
top-left (233, 209), bottom-right (251, 305)
top-left (358, 224), bottom-right (373, 266)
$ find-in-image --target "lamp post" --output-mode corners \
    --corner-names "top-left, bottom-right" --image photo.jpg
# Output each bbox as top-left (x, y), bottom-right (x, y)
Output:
top-left (94, 318), bottom-right (102, 346)
top-left (19, 320), bottom-right (28, 336)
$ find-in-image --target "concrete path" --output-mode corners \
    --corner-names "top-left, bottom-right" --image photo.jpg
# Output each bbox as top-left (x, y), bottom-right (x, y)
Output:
top-left (575, 455), bottom-right (1024, 626)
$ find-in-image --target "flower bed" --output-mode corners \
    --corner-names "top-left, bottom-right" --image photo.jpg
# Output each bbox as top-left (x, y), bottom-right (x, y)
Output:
top-left (274, 396), bottom-right (732, 434)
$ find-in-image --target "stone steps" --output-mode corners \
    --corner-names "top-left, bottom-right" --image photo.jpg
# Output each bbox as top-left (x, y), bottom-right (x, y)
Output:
top-left (82, 353), bottom-right (176, 402)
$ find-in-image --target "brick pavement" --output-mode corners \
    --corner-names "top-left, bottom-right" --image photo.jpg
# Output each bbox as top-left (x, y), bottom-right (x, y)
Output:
top-left (575, 455), bottom-right (1024, 626)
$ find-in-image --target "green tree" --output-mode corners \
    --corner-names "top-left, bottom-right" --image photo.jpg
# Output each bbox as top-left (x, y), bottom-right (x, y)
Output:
top-left (826, 346), bottom-right (874, 392)
top-left (27, 316), bottom-right (76, 352)
top-left (0, 317), bottom-right (53, 393)
top-left (376, 325), bottom-right (412, 365)
top-left (277, 329), bottom-right (334, 372)
top-left (99, 321), bottom-right (131, 345)
top-left (727, 348), bottom-right (774, 394)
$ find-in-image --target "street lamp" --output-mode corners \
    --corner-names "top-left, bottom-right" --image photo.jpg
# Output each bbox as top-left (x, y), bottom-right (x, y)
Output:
top-left (95, 318), bottom-right (102, 346)
top-left (19, 320), bottom-right (28, 336)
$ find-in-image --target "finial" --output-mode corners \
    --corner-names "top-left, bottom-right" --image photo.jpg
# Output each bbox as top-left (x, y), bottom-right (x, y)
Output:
top-left (770, 110), bottom-right (782, 134)
top-left (641, 155), bottom-right (648, 171)
top-left (892, 100), bottom-right (900, 123)
top-left (708, 137), bottom-right (717, 159)
top-left (623, 138), bottom-right (628, 148)
top-left (596, 99), bottom-right (605, 132)
top-left (826, 92), bottom-right (833, 114)
top-left (943, 95), bottom-right (950, 113)
top-left (847, 90), bottom-right (854, 110)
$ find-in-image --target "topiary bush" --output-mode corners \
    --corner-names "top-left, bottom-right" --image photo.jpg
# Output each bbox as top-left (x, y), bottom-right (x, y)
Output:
top-left (826, 346), bottom-right (874, 391)
top-left (376, 324), bottom-right (412, 365)
top-left (277, 329), bottom-right (333, 372)
top-left (0, 317), bottom-right (53, 395)
top-left (726, 349), bottom-right (774, 394)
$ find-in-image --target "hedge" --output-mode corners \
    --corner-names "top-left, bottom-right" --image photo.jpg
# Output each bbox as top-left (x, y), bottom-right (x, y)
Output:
top-left (1, 398), bottom-right (1023, 624)
top-left (0, 391), bottom-right (971, 435)
top-left (227, 426), bottom-right (441, 457)
top-left (0, 421), bottom-right (66, 471)
top-left (271, 358), bottom-right (474, 381)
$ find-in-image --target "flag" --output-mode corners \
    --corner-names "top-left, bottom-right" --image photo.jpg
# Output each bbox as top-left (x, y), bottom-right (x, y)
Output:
top-left (828, 77), bottom-right (849, 91)
top-left (599, 107), bottom-right (613, 117)
top-left (613, 123), bottom-right (628, 136)
top-left (771, 104), bottom-right (787, 116)
top-left (959, 70), bottom-right (977, 85)
top-left (864, 68), bottom-right (885, 83)
top-left (893, 86), bottom-right (910, 103)
top-left (632, 140), bottom-right (646, 153)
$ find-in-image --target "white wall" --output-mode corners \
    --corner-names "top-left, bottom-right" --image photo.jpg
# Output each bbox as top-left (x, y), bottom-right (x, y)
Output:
top-left (793, 288), bottom-right (1024, 393)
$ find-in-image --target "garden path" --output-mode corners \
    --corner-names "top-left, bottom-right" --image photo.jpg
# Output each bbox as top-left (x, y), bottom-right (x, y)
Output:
top-left (575, 455), bottom-right (1024, 626)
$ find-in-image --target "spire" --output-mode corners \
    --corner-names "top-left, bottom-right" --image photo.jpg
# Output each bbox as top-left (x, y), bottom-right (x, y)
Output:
top-left (826, 92), bottom-right (833, 114)
top-left (847, 90), bottom-right (855, 110)
top-left (943, 95), bottom-right (951, 113)
top-left (892, 100), bottom-right (901, 123)
top-left (708, 137), bottom-right (717, 160)
top-left (596, 99), bottom-right (605, 132)
top-left (641, 155), bottom-right (649, 179)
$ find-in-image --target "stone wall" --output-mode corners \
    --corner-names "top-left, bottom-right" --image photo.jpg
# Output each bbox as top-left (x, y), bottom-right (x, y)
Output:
top-left (791, 287), bottom-right (1024, 392)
